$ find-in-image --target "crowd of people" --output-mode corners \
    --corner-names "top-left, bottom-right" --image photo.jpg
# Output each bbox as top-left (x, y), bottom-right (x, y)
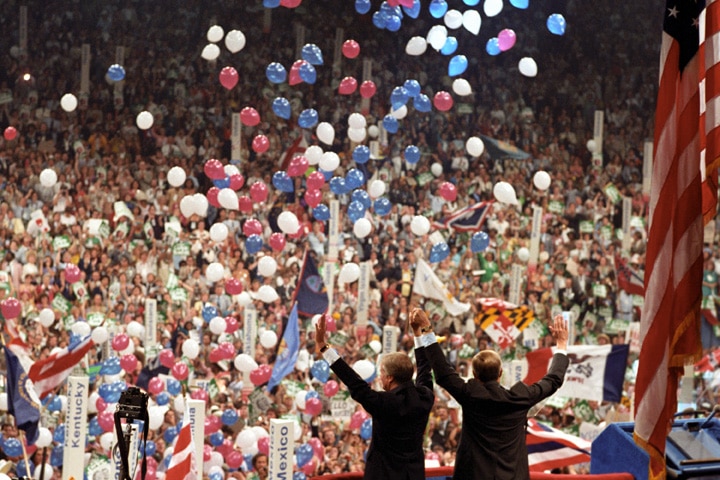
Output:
top-left (0, 0), bottom-right (704, 479)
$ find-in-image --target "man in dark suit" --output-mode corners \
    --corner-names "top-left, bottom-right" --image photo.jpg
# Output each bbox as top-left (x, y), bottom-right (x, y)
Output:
top-left (316, 312), bottom-right (434, 480)
top-left (411, 310), bottom-right (569, 480)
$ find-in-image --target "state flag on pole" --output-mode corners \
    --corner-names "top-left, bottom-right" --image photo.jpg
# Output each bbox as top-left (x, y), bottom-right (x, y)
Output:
top-left (166, 406), bottom-right (197, 480)
top-left (413, 259), bottom-right (470, 317)
top-left (4, 346), bottom-right (40, 444)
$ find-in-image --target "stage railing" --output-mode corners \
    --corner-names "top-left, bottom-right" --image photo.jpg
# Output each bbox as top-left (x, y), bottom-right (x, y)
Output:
top-left (310, 467), bottom-right (635, 479)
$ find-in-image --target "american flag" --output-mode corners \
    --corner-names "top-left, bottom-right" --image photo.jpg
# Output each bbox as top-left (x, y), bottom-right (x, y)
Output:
top-left (28, 335), bottom-right (95, 398)
top-left (633, 1), bottom-right (711, 478)
top-left (526, 418), bottom-right (591, 472)
top-left (701, 1), bottom-right (720, 222)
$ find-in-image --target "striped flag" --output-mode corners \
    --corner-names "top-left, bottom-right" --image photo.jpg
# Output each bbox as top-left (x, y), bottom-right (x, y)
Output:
top-left (701, 0), bottom-right (720, 223)
top-left (633, 2), bottom-right (710, 478)
top-left (475, 297), bottom-right (534, 350)
top-left (526, 418), bottom-right (591, 472)
top-left (614, 254), bottom-right (645, 297)
top-left (28, 335), bottom-right (95, 398)
top-left (166, 406), bottom-right (197, 480)
top-left (432, 201), bottom-right (491, 232)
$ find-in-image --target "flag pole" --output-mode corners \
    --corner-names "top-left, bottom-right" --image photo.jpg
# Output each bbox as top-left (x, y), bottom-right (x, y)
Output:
top-left (17, 430), bottom-right (32, 479)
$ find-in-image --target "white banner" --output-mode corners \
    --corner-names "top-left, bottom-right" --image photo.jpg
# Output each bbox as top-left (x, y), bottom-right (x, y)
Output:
top-left (356, 261), bottom-right (371, 326)
top-left (231, 112), bottom-right (242, 163)
top-left (361, 58), bottom-right (372, 115)
top-left (508, 264), bottom-right (523, 306)
top-left (295, 24), bottom-right (305, 60)
top-left (63, 376), bottom-right (89, 480)
top-left (382, 325), bottom-right (399, 353)
top-left (243, 305), bottom-right (258, 358)
top-left (591, 110), bottom-right (604, 169)
top-left (269, 419), bottom-right (295, 479)
top-left (528, 206), bottom-right (542, 267)
top-left (187, 399), bottom-right (206, 476)
top-left (323, 261), bottom-right (336, 316)
top-left (328, 200), bottom-right (340, 261)
top-left (144, 298), bottom-right (158, 352)
top-left (80, 43), bottom-right (91, 99)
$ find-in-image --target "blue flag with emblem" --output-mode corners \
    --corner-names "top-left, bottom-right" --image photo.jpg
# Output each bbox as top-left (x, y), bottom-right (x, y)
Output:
top-left (293, 250), bottom-right (328, 317)
top-left (267, 303), bottom-right (300, 391)
top-left (4, 346), bottom-right (40, 444)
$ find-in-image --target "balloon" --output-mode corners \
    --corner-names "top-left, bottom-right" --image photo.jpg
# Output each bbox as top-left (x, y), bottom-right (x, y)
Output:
top-left (587, 139), bottom-right (597, 153)
top-left (288, 156), bottom-right (309, 177)
top-left (404, 145), bottom-right (421, 164)
top-left (225, 29), bottom-right (246, 53)
top-left (250, 182), bottom-right (269, 203)
top-left (484, 0), bottom-right (504, 17)
top-left (486, 37), bottom-right (501, 56)
top-left (38, 308), bottom-right (55, 327)
top-left (390, 86), bottom-right (409, 110)
top-left (159, 349), bottom-right (175, 368)
top-left (440, 36), bottom-right (458, 56)
top-left (339, 263), bottom-right (361, 283)
top-left (517, 247), bottom-right (530, 263)
top-left (111, 333), bottom-right (129, 352)
top-left (348, 126), bottom-right (367, 143)
top-left (311, 360), bottom-right (330, 383)
top-left (268, 232), bottom-right (287, 252)
top-left (448, 55), bottom-right (467, 76)
top-left (98, 411), bottom-right (115, 432)
top-left (316, 122), bottom-right (335, 146)
top-left (225, 316), bottom-right (239, 333)
top-left (433, 91), bottom-right (454, 111)
top-left (359, 80), bottom-right (377, 99)
top-left (289, 60), bottom-right (304, 85)
top-left (466, 136), bottom-right (485, 157)
top-left (427, 25), bottom-right (448, 51)
top-left (367, 180), bottom-right (386, 199)
top-left (352, 145), bottom-right (371, 165)
top-left (148, 377), bottom-right (165, 395)
top-left (355, 0), bottom-right (371, 14)
top-left (266, 62), bottom-right (287, 84)
top-left (345, 169), bottom-right (366, 189)
top-left (242, 218), bottom-right (263, 237)
top-left (338, 76), bottom-right (358, 95)
top-left (547, 13), bottom-right (567, 35)
top-left (471, 231), bottom-right (490, 253)
top-left (360, 418), bottom-right (373, 440)
top-left (410, 216), bottom-right (431, 236)
top-left (120, 354), bottom-right (138, 372)
top-left (258, 256), bottom-right (278, 277)
top-left (319, 152), bottom-right (340, 172)
top-left (352, 360), bottom-right (375, 381)
top-left (444, 9), bottom-right (463, 29)
top-left (347, 200), bottom-right (365, 222)
top-left (298, 108), bottom-right (319, 128)
top-left (383, 115), bottom-right (399, 134)
top-left (462, 9), bottom-right (481, 35)
top-left (452, 78), bottom-right (472, 96)
top-left (249, 365), bottom-right (272, 386)
top-left (229, 173), bottom-right (245, 191)
top-left (182, 338), bottom-right (200, 359)
top-left (207, 25), bottom-right (224, 42)
top-left (201, 43), bottom-right (220, 60)
top-left (518, 57), bottom-right (538, 77)
top-left (252, 134), bottom-right (270, 154)
top-left (301, 43), bottom-right (324, 65)
top-left (510, 0), bottom-right (528, 7)
top-left (39, 168), bottom-right (57, 188)
top-left (272, 97), bottom-right (291, 119)
top-left (272, 171), bottom-right (294, 193)
top-left (493, 181), bottom-right (519, 205)
top-left (0, 297), bottom-right (20, 320)
top-left (257, 436), bottom-right (270, 455)
top-left (257, 285), bottom-right (279, 303)
top-left (312, 204), bottom-right (330, 221)
top-left (107, 64), bottom-right (125, 81)
top-left (240, 107), bottom-right (261, 126)
top-left (405, 36), bottom-right (427, 56)
top-left (342, 39), bottom-right (360, 59)
top-left (438, 181), bottom-right (457, 201)
top-left (204, 159), bottom-right (225, 180)
top-left (234, 354), bottom-right (258, 373)
top-left (245, 235), bottom-right (263, 255)
top-left (171, 362), bottom-right (189, 381)
top-left (429, 0), bottom-right (448, 18)
top-left (219, 66), bottom-right (239, 90)
top-left (167, 166), bottom-right (187, 187)
top-left (209, 317), bottom-right (227, 335)
top-left (60, 93), bottom-right (78, 112)
top-left (373, 197), bottom-right (392, 216)
top-left (429, 242), bottom-right (450, 263)
top-left (277, 211), bottom-right (300, 234)
top-left (210, 223), bottom-right (229, 243)
top-left (323, 380), bottom-right (339, 397)
top-left (533, 171), bottom-right (552, 190)
top-left (498, 29), bottom-right (517, 51)
top-left (298, 61), bottom-right (317, 84)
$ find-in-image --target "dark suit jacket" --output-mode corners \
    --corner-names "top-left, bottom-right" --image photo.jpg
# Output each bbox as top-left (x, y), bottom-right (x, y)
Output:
top-left (330, 347), bottom-right (434, 480)
top-left (426, 342), bottom-right (569, 480)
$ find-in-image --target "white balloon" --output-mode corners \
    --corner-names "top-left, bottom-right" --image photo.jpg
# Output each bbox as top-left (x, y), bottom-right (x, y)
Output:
top-left (60, 93), bottom-right (78, 112)
top-left (410, 215), bottom-right (431, 236)
top-left (192, 316), bottom-right (204, 328)
top-left (493, 181), bottom-right (519, 205)
top-left (347, 127), bottom-right (367, 143)
top-left (148, 407), bottom-right (165, 430)
top-left (586, 139), bottom-right (597, 153)
top-left (452, 78), bottom-right (472, 96)
top-left (39, 168), bottom-right (58, 188)
top-left (462, 9), bottom-right (482, 35)
top-left (173, 395), bottom-right (185, 413)
top-left (72, 321), bottom-right (91, 337)
top-left (100, 432), bottom-right (115, 451)
top-left (234, 353), bottom-right (258, 373)
top-left (277, 211), bottom-right (300, 234)
top-left (136, 111), bottom-right (154, 130)
top-left (126, 321), bottom-right (144, 338)
top-left (390, 105), bottom-right (408, 119)
top-left (38, 308), bottom-right (55, 327)
top-left (237, 429), bottom-right (257, 450)
top-left (179, 196), bottom-right (195, 218)
top-left (225, 29), bottom-right (246, 53)
top-left (369, 340), bottom-right (382, 354)
top-left (305, 145), bottom-right (324, 165)
top-left (444, 10), bottom-right (463, 29)
top-left (518, 57), bottom-right (538, 77)
top-left (316, 122), bottom-right (335, 146)
top-left (539, 251), bottom-right (550, 263)
top-left (92, 326), bottom-right (109, 344)
top-left (368, 179), bottom-right (386, 198)
top-left (368, 125), bottom-right (380, 139)
top-left (33, 463), bottom-right (53, 480)
top-left (167, 166), bottom-right (187, 187)
top-left (405, 36), bottom-right (428, 56)
top-left (207, 25), bottom-right (224, 43)
top-left (348, 113), bottom-right (367, 129)
top-left (192, 193), bottom-right (209, 217)
top-left (251, 426), bottom-right (269, 439)
top-left (295, 391), bottom-right (307, 410)
top-left (258, 256), bottom-right (278, 277)
top-left (182, 338), bottom-right (200, 359)
top-left (466, 136), bottom-right (485, 157)
top-left (339, 263), bottom-right (361, 283)
top-left (218, 188), bottom-right (239, 210)
top-left (206, 262), bottom-right (225, 282)
top-left (207, 452), bottom-right (224, 470)
top-left (260, 330), bottom-right (278, 349)
top-left (224, 164), bottom-right (240, 177)
top-left (484, 0), bottom-right (504, 17)
top-left (237, 291), bottom-right (253, 307)
top-left (257, 285), bottom-right (279, 303)
top-left (430, 163), bottom-right (443, 177)
top-left (0, 393), bottom-right (7, 411)
top-left (517, 247), bottom-right (530, 263)
top-left (209, 223), bottom-right (229, 242)
top-left (427, 25), bottom-right (449, 51)
top-left (353, 218), bottom-right (372, 238)
top-left (353, 359), bottom-right (375, 380)
top-left (201, 43), bottom-right (220, 61)
top-left (35, 428), bottom-right (52, 449)
top-left (209, 316), bottom-right (227, 335)
top-left (319, 152), bottom-right (340, 172)
top-left (533, 171), bottom-right (552, 191)
top-left (88, 392), bottom-right (100, 414)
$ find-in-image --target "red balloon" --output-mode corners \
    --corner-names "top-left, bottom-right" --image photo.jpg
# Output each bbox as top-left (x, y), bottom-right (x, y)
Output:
top-left (120, 354), bottom-right (138, 372)
top-left (204, 159), bottom-right (225, 180)
top-left (218, 438), bottom-right (234, 457)
top-left (350, 410), bottom-right (369, 430)
top-left (171, 361), bottom-right (189, 381)
top-left (242, 218), bottom-right (263, 236)
top-left (64, 264), bottom-right (81, 283)
top-left (111, 333), bottom-right (130, 352)
top-left (238, 195), bottom-right (253, 213)
top-left (325, 316), bottom-right (337, 332)
top-left (438, 181), bottom-right (457, 202)
top-left (225, 278), bottom-right (243, 295)
top-left (225, 316), bottom-right (239, 333)
top-left (219, 66), bottom-right (239, 90)
top-left (252, 135), bottom-right (270, 154)
top-left (305, 397), bottom-right (322, 416)
top-left (433, 91), bottom-right (454, 112)
top-left (226, 450), bottom-right (243, 469)
top-left (306, 171), bottom-right (326, 191)
top-left (304, 189), bottom-right (322, 208)
top-left (191, 389), bottom-right (209, 402)
top-left (249, 182), bottom-right (269, 203)
top-left (203, 444), bottom-right (213, 462)
top-left (98, 411), bottom-right (115, 432)
top-left (229, 173), bottom-right (245, 191)
top-left (301, 456), bottom-right (318, 476)
top-left (288, 156), bottom-right (309, 177)
top-left (323, 380), bottom-right (339, 398)
top-left (159, 349), bottom-right (175, 368)
top-left (308, 437), bottom-right (325, 459)
top-left (359, 80), bottom-right (377, 99)
top-left (204, 415), bottom-right (221, 435)
top-left (249, 364), bottom-right (272, 386)
top-left (3, 126), bottom-right (17, 141)
top-left (342, 39), bottom-right (361, 59)
top-left (209, 347), bottom-right (223, 363)
top-left (257, 436), bottom-right (270, 455)
top-left (0, 298), bottom-right (21, 320)
top-left (289, 60), bottom-right (305, 86)
top-left (219, 342), bottom-right (235, 359)
top-left (240, 107), bottom-right (260, 127)
top-left (96, 397), bottom-right (108, 413)
top-left (207, 187), bottom-right (221, 207)
top-left (338, 76), bottom-right (358, 95)
top-left (268, 232), bottom-right (286, 252)
top-left (280, 0), bottom-right (302, 7)
top-left (148, 377), bottom-right (165, 395)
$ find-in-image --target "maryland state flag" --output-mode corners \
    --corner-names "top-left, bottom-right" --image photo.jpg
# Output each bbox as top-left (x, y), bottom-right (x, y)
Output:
top-left (475, 298), bottom-right (535, 350)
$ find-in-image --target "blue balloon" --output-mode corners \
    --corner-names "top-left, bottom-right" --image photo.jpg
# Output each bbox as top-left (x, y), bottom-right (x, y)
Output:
top-left (222, 409), bottom-right (239, 426)
top-left (301, 44), bottom-right (324, 65)
top-left (413, 94), bottom-right (432, 113)
top-left (319, 168), bottom-right (333, 181)
top-left (89, 417), bottom-right (103, 437)
top-left (403, 79), bottom-right (421, 99)
top-left (51, 446), bottom-right (64, 467)
top-left (156, 391), bottom-right (170, 406)
top-left (372, 11), bottom-right (388, 29)
top-left (213, 176), bottom-right (230, 189)
top-left (266, 62), bottom-right (287, 84)
top-left (440, 36), bottom-right (458, 56)
top-left (47, 395), bottom-right (63, 412)
top-left (351, 189), bottom-right (372, 209)
top-left (448, 55), bottom-right (468, 76)
top-left (311, 360), bottom-right (330, 383)
top-left (101, 357), bottom-right (121, 376)
top-left (298, 62), bottom-right (317, 84)
top-left (272, 171), bottom-right (294, 193)
top-left (486, 38), bottom-right (501, 56)
top-left (360, 418), bottom-right (373, 440)
top-left (329, 177), bottom-right (349, 196)
top-left (402, 0), bottom-right (421, 18)
top-left (107, 64), bottom-right (126, 82)
top-left (293, 472), bottom-right (308, 480)
top-left (353, 145), bottom-right (371, 164)
top-left (471, 231), bottom-right (490, 253)
top-left (373, 197), bottom-right (392, 216)
top-left (163, 425), bottom-right (178, 444)
top-left (15, 458), bottom-right (32, 478)
top-left (348, 201), bottom-right (366, 223)
top-left (509, 0), bottom-right (528, 7)
top-left (382, 115), bottom-right (399, 134)
top-left (355, 0), bottom-right (371, 14)
top-left (202, 305), bottom-right (218, 322)
top-left (3, 437), bottom-right (23, 457)
top-left (386, 14), bottom-right (402, 32)
top-left (547, 14), bottom-right (566, 35)
top-left (305, 390), bottom-right (320, 400)
top-left (209, 472), bottom-right (223, 480)
top-left (145, 440), bottom-right (157, 456)
top-left (345, 169), bottom-right (366, 189)
top-left (312, 204), bottom-right (330, 221)
top-left (263, 0), bottom-right (281, 7)
top-left (298, 109), bottom-right (319, 128)
top-left (53, 424), bottom-right (65, 444)
top-left (209, 431), bottom-right (225, 446)
top-left (272, 97), bottom-right (291, 119)
top-left (390, 86), bottom-right (409, 111)
top-left (379, 1), bottom-right (402, 16)
top-left (296, 443), bottom-right (313, 468)
top-left (245, 234), bottom-right (263, 255)
top-left (404, 145), bottom-right (421, 164)
top-left (167, 378), bottom-right (182, 396)
top-left (243, 454), bottom-right (254, 470)
top-left (429, 242), bottom-right (450, 263)
top-left (99, 382), bottom-right (121, 403)
top-left (428, 0), bottom-right (448, 18)
top-left (463, 0), bottom-right (480, 4)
